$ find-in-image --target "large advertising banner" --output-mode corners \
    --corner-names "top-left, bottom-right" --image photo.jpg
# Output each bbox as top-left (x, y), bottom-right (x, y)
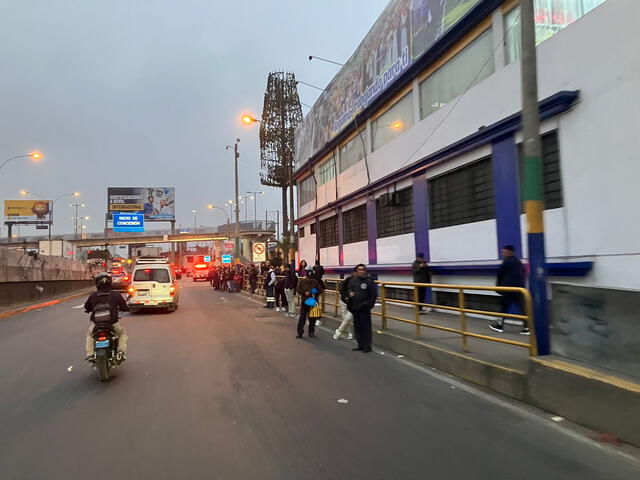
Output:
top-left (107, 187), bottom-right (175, 221)
top-left (294, 0), bottom-right (481, 168)
top-left (4, 199), bottom-right (52, 222)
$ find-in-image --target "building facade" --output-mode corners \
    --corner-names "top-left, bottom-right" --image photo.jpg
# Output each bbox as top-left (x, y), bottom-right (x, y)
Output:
top-left (293, 0), bottom-right (638, 303)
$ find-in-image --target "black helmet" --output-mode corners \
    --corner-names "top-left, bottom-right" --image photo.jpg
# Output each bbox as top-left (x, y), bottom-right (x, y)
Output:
top-left (95, 272), bottom-right (112, 289)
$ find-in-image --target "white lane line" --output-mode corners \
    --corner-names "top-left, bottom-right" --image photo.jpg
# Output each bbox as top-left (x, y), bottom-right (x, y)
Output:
top-left (72, 304), bottom-right (84, 309)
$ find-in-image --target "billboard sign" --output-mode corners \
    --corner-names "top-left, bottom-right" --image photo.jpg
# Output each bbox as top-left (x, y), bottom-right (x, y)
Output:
top-left (107, 187), bottom-right (175, 221)
top-left (221, 254), bottom-right (233, 264)
top-left (4, 199), bottom-right (52, 222)
top-left (113, 213), bottom-right (145, 232)
top-left (294, 0), bottom-right (481, 168)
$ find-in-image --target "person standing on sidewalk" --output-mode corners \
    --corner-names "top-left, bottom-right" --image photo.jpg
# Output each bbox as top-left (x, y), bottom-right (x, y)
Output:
top-left (248, 264), bottom-right (258, 294)
top-left (489, 245), bottom-right (529, 335)
top-left (347, 264), bottom-right (377, 353)
top-left (334, 268), bottom-right (356, 340)
top-left (284, 261), bottom-right (298, 317)
top-left (295, 267), bottom-right (322, 338)
top-left (412, 253), bottom-right (431, 315)
top-left (274, 269), bottom-right (288, 312)
top-left (264, 265), bottom-right (276, 308)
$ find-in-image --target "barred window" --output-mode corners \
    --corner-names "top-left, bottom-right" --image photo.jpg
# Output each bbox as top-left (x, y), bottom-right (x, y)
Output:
top-left (518, 131), bottom-right (563, 210)
top-left (298, 176), bottom-right (315, 207)
top-left (343, 205), bottom-right (368, 244)
top-left (429, 157), bottom-right (495, 229)
top-left (310, 222), bottom-right (316, 235)
top-left (318, 216), bottom-right (338, 248)
top-left (376, 187), bottom-right (414, 239)
top-left (299, 227), bottom-right (305, 238)
top-left (317, 156), bottom-right (336, 185)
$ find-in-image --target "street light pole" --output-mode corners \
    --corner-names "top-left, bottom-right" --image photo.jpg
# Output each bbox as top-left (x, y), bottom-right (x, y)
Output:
top-left (192, 209), bottom-right (197, 232)
top-left (246, 191), bottom-right (264, 228)
top-left (520, 0), bottom-right (549, 355)
top-left (226, 139), bottom-right (241, 262)
top-left (0, 152), bottom-right (43, 174)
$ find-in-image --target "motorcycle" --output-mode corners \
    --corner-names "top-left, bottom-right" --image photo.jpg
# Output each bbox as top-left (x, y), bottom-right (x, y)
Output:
top-left (91, 323), bottom-right (122, 381)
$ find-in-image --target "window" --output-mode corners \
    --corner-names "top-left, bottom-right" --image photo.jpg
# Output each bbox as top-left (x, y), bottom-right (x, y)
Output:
top-left (518, 131), bottom-right (564, 210)
top-left (376, 187), bottom-right (414, 238)
top-left (134, 268), bottom-right (171, 283)
top-left (419, 29), bottom-right (495, 119)
top-left (371, 93), bottom-right (415, 151)
top-left (504, 1), bottom-right (607, 64)
top-left (317, 156), bottom-right (336, 185)
top-left (339, 131), bottom-right (367, 173)
top-left (429, 157), bottom-right (495, 229)
top-left (318, 216), bottom-right (338, 248)
top-left (342, 205), bottom-right (368, 244)
top-left (299, 227), bottom-right (305, 238)
top-left (310, 223), bottom-right (316, 235)
top-left (298, 176), bottom-right (315, 207)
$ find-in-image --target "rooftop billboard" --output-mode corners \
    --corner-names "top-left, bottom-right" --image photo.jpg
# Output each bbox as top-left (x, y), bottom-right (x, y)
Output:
top-left (294, 0), bottom-right (481, 168)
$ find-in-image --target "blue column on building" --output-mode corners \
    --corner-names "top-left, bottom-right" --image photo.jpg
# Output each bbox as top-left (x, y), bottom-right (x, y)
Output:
top-left (412, 173), bottom-right (432, 304)
top-left (366, 195), bottom-right (377, 265)
top-left (491, 134), bottom-right (523, 258)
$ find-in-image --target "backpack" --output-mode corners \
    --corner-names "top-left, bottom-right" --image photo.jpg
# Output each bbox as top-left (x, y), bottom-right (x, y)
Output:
top-left (91, 292), bottom-right (115, 324)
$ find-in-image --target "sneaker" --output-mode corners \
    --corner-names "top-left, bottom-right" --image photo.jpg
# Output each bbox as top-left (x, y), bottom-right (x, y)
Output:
top-left (520, 328), bottom-right (530, 335)
top-left (419, 310), bottom-right (427, 315)
top-left (333, 329), bottom-right (341, 340)
top-left (275, 307), bottom-right (280, 312)
top-left (116, 352), bottom-right (127, 363)
top-left (347, 333), bottom-right (354, 340)
top-left (316, 320), bottom-right (322, 326)
top-left (489, 323), bottom-right (504, 333)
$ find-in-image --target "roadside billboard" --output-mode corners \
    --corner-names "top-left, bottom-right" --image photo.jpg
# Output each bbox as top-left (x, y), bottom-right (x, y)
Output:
top-left (107, 187), bottom-right (175, 221)
top-left (294, 0), bottom-right (481, 168)
top-left (113, 213), bottom-right (145, 232)
top-left (4, 199), bottom-right (52, 222)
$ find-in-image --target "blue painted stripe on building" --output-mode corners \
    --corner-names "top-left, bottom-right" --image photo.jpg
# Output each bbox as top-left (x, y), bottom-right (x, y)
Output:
top-left (412, 173), bottom-right (430, 261)
top-left (492, 134), bottom-right (522, 258)
top-left (366, 195), bottom-right (378, 265)
top-left (337, 208), bottom-right (344, 266)
top-left (295, 91), bottom-right (580, 224)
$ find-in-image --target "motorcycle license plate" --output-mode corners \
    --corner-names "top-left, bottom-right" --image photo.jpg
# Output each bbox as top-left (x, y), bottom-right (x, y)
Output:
top-left (95, 340), bottom-right (109, 348)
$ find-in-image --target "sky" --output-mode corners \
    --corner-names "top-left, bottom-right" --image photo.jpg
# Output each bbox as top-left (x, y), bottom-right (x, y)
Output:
top-left (0, 0), bottom-right (389, 238)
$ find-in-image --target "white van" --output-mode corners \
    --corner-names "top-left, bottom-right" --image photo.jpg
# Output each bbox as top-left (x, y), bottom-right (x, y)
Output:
top-left (128, 258), bottom-right (180, 313)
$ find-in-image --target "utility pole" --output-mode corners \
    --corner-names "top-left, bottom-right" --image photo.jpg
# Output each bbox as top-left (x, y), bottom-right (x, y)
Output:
top-left (520, 0), bottom-right (549, 355)
top-left (228, 139), bottom-right (241, 263)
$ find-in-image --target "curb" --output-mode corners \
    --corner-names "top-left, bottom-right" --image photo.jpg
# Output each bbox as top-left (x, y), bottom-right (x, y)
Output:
top-left (0, 289), bottom-right (93, 320)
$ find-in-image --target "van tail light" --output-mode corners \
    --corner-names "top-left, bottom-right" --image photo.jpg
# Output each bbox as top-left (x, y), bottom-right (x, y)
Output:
top-left (169, 286), bottom-right (175, 296)
top-left (128, 286), bottom-right (136, 295)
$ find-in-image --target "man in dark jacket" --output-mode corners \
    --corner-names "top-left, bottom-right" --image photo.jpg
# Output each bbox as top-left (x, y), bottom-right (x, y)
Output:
top-left (489, 245), bottom-right (528, 335)
top-left (347, 264), bottom-right (377, 353)
top-left (412, 252), bottom-right (431, 314)
top-left (295, 267), bottom-right (323, 338)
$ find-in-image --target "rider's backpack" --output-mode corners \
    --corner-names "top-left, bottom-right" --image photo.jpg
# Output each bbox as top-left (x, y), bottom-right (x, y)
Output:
top-left (91, 292), bottom-right (114, 324)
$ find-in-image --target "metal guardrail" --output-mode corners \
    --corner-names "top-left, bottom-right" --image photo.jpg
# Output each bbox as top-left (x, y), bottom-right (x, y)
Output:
top-left (239, 274), bottom-right (537, 356)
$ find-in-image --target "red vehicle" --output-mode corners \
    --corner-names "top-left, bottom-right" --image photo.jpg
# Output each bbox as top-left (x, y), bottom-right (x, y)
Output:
top-left (192, 263), bottom-right (210, 282)
top-left (109, 268), bottom-right (131, 291)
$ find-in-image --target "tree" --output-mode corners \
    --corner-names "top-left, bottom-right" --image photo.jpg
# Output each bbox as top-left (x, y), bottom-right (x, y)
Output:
top-left (259, 71), bottom-right (303, 262)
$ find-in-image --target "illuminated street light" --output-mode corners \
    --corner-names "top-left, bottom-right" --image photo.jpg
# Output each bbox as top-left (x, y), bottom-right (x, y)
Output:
top-left (0, 151), bottom-right (44, 173)
top-left (241, 114), bottom-right (260, 125)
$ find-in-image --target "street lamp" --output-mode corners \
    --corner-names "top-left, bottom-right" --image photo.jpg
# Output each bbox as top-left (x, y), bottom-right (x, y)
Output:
top-left (241, 114), bottom-right (261, 125)
top-left (207, 203), bottom-right (231, 239)
top-left (192, 209), bottom-right (197, 232)
top-left (69, 203), bottom-right (86, 239)
top-left (225, 139), bottom-right (241, 263)
top-left (308, 55), bottom-right (344, 66)
top-left (0, 151), bottom-right (43, 173)
top-left (246, 190), bottom-right (264, 227)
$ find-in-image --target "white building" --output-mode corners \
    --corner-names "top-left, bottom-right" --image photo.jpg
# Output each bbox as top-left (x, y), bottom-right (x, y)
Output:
top-left (294, 0), bottom-right (637, 305)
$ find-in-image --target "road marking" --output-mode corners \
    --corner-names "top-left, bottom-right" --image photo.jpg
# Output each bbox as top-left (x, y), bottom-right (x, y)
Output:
top-left (72, 305), bottom-right (84, 309)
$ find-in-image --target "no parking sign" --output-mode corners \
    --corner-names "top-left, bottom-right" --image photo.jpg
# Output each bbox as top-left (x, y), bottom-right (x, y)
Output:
top-left (252, 242), bottom-right (266, 262)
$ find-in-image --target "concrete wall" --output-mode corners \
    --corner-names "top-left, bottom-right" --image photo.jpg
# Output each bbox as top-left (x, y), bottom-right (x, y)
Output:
top-left (0, 247), bottom-right (91, 283)
top-left (550, 282), bottom-right (640, 378)
top-left (0, 280), bottom-right (93, 307)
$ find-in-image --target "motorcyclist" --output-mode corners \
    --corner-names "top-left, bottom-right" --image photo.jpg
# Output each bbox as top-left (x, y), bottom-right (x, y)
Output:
top-left (84, 272), bottom-right (129, 363)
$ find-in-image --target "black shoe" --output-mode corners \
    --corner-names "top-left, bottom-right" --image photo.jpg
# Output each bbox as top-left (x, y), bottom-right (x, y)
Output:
top-left (296, 334), bottom-right (303, 339)
top-left (309, 333), bottom-right (315, 338)
top-left (520, 328), bottom-right (530, 335)
top-left (489, 323), bottom-right (504, 333)
top-left (352, 347), bottom-right (364, 351)
top-left (362, 348), bottom-right (372, 353)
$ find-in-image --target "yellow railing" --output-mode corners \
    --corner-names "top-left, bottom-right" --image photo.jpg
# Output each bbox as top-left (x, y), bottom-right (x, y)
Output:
top-left (322, 278), bottom-right (537, 356)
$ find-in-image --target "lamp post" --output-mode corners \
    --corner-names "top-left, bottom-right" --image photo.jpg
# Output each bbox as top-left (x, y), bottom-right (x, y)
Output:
top-left (308, 55), bottom-right (344, 66)
top-left (246, 191), bottom-right (264, 228)
top-left (20, 190), bottom-right (79, 247)
top-left (240, 195), bottom-right (252, 222)
top-left (225, 139), bottom-right (241, 262)
top-left (0, 151), bottom-right (43, 174)
top-left (69, 203), bottom-right (86, 239)
top-left (192, 209), bottom-right (197, 232)
top-left (208, 203), bottom-right (231, 239)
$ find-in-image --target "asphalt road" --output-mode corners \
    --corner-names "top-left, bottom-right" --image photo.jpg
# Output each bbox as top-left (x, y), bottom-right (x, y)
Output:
top-left (1, 281), bottom-right (638, 480)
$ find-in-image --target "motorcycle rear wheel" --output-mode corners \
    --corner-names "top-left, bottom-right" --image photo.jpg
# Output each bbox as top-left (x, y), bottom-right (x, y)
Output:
top-left (97, 355), bottom-right (111, 381)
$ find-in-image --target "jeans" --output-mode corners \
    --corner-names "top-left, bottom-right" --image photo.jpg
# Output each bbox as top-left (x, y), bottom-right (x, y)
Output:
top-left (336, 300), bottom-right (353, 336)
top-left (499, 292), bottom-right (524, 327)
top-left (86, 322), bottom-right (127, 356)
top-left (352, 309), bottom-right (372, 350)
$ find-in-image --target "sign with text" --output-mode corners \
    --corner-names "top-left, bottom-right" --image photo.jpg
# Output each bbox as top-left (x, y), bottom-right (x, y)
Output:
top-left (4, 199), bottom-right (51, 222)
top-left (204, 255), bottom-right (211, 262)
top-left (224, 242), bottom-right (234, 251)
top-left (252, 242), bottom-right (266, 262)
top-left (113, 213), bottom-right (145, 232)
top-left (221, 254), bottom-right (233, 264)
top-left (107, 187), bottom-right (175, 221)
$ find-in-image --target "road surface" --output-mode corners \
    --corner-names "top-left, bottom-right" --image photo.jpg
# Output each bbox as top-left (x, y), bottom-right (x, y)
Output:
top-left (1, 281), bottom-right (638, 479)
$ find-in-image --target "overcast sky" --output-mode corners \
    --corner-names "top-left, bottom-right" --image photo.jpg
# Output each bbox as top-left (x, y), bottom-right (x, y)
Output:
top-left (0, 0), bottom-right (388, 237)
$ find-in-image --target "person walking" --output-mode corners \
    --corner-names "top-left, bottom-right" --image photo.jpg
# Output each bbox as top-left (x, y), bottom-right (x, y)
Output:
top-left (295, 267), bottom-right (323, 338)
top-left (489, 245), bottom-right (529, 335)
top-left (249, 264), bottom-right (258, 294)
top-left (284, 261), bottom-right (298, 317)
top-left (334, 268), bottom-right (355, 340)
top-left (274, 270), bottom-right (288, 312)
top-left (412, 253), bottom-right (431, 314)
top-left (264, 265), bottom-right (276, 308)
top-left (347, 264), bottom-right (377, 353)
